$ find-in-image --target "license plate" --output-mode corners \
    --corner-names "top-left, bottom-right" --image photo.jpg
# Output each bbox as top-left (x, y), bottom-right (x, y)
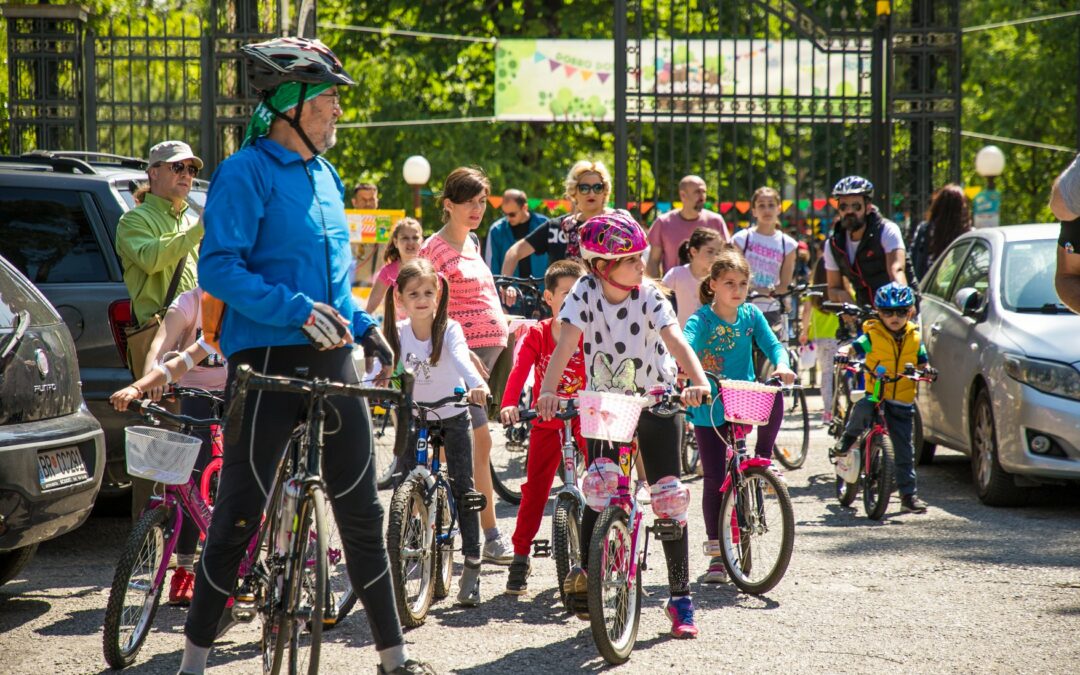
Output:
top-left (38, 446), bottom-right (89, 490)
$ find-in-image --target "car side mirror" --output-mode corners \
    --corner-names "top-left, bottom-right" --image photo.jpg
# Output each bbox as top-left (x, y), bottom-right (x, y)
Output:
top-left (954, 287), bottom-right (984, 320)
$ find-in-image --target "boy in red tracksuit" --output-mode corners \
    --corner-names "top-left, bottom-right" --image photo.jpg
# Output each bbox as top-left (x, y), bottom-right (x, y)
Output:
top-left (502, 259), bottom-right (588, 595)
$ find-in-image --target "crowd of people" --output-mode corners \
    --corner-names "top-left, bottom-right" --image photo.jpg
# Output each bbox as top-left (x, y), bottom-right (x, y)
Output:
top-left (105, 34), bottom-right (1080, 675)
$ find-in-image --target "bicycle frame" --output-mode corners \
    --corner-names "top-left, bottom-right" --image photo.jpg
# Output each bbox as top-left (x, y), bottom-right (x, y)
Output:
top-left (405, 420), bottom-right (460, 549)
top-left (608, 442), bottom-right (647, 594)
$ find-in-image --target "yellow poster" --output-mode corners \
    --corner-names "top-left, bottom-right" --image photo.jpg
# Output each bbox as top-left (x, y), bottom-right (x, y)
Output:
top-left (345, 209), bottom-right (406, 244)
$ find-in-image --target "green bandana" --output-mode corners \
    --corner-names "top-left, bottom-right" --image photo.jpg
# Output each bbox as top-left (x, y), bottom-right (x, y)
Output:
top-left (242, 81), bottom-right (334, 148)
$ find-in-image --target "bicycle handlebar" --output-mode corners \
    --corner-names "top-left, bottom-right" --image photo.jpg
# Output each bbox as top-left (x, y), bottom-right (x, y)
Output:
top-left (820, 301), bottom-right (876, 319)
top-left (224, 364), bottom-right (416, 459)
top-left (517, 397), bottom-right (579, 423)
top-left (133, 398), bottom-right (220, 429)
top-left (834, 357), bottom-right (938, 383)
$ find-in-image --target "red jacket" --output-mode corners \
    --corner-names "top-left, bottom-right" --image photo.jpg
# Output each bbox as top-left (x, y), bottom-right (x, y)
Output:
top-left (500, 319), bottom-right (586, 429)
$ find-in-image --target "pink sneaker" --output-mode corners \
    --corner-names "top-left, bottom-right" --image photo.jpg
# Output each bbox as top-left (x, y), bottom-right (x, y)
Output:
top-left (664, 596), bottom-right (699, 638)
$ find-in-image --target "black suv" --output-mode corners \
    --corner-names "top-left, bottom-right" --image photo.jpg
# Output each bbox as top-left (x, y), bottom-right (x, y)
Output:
top-left (0, 253), bottom-right (105, 588)
top-left (0, 151), bottom-right (207, 493)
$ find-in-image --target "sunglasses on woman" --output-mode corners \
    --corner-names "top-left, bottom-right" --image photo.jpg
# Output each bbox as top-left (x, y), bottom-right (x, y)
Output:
top-left (576, 182), bottom-right (606, 195)
top-left (160, 161), bottom-right (200, 178)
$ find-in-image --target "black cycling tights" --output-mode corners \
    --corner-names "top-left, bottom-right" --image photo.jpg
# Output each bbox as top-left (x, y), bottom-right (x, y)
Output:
top-left (184, 345), bottom-right (403, 651)
top-left (579, 410), bottom-right (691, 597)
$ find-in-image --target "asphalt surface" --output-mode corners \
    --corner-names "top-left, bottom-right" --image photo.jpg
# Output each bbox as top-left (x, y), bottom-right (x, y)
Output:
top-left (3, 391), bottom-right (1080, 674)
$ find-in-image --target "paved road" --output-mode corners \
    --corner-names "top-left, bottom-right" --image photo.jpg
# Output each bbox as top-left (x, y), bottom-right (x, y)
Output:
top-left (3, 392), bottom-right (1080, 674)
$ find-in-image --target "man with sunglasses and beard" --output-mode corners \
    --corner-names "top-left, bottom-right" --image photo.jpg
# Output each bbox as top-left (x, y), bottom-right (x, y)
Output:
top-left (824, 175), bottom-right (915, 312)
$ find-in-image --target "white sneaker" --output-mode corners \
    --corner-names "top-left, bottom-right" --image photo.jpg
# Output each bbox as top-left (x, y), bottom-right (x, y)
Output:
top-left (482, 536), bottom-right (513, 565)
top-left (635, 480), bottom-right (651, 505)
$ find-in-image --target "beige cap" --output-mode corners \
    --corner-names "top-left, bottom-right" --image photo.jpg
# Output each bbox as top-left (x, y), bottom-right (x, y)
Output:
top-left (148, 140), bottom-right (204, 169)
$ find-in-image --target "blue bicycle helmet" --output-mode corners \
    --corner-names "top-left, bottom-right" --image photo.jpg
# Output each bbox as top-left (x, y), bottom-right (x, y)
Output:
top-left (832, 175), bottom-right (874, 199)
top-left (874, 281), bottom-right (915, 309)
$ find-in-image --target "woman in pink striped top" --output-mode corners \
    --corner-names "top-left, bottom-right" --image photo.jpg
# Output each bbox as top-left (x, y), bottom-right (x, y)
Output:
top-left (419, 166), bottom-right (512, 562)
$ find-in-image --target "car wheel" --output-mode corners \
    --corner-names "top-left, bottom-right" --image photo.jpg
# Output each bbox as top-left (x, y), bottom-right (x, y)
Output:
top-left (913, 404), bottom-right (936, 465)
top-left (0, 544), bottom-right (39, 587)
top-left (970, 388), bottom-right (1027, 507)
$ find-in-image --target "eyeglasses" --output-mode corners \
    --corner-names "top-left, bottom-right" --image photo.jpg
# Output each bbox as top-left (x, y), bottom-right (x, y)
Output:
top-left (159, 162), bottom-right (199, 178)
top-left (501, 210), bottom-right (520, 219)
top-left (877, 307), bottom-right (910, 318)
top-left (318, 91), bottom-right (340, 102)
top-left (837, 201), bottom-right (864, 213)
top-left (576, 182), bottom-right (606, 195)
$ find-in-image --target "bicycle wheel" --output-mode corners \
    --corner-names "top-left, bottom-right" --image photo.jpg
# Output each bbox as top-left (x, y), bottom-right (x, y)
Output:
top-left (719, 466), bottom-right (794, 595)
top-left (386, 477), bottom-right (434, 627)
top-left (490, 438), bottom-right (527, 506)
top-left (200, 457), bottom-right (223, 507)
top-left (432, 487), bottom-right (455, 600)
top-left (586, 506), bottom-right (641, 665)
top-left (830, 369), bottom-right (852, 437)
top-left (680, 421), bottom-right (700, 476)
top-left (836, 473), bottom-right (859, 506)
top-left (371, 405), bottom-right (399, 490)
top-left (272, 485), bottom-right (326, 675)
top-left (863, 433), bottom-right (895, 520)
top-left (321, 501), bottom-right (356, 630)
top-left (102, 506), bottom-right (170, 669)
top-left (551, 494), bottom-right (581, 611)
top-left (774, 387), bottom-right (810, 470)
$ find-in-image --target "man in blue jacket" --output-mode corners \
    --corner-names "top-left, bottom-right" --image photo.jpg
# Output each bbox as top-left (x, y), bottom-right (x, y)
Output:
top-left (484, 188), bottom-right (548, 279)
top-left (178, 37), bottom-right (432, 675)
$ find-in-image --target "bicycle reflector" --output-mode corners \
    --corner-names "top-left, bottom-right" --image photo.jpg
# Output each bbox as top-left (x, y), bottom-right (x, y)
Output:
top-left (650, 476), bottom-right (691, 525)
top-left (583, 458), bottom-right (622, 512)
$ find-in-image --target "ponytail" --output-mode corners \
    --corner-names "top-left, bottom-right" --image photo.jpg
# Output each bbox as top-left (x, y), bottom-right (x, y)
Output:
top-left (429, 275), bottom-right (450, 366)
top-left (677, 239), bottom-right (692, 266)
top-left (698, 276), bottom-right (715, 306)
top-left (383, 287), bottom-right (401, 368)
top-left (699, 248), bottom-right (752, 306)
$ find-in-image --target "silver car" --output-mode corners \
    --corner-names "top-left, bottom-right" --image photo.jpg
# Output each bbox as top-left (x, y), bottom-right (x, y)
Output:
top-left (916, 223), bottom-right (1080, 506)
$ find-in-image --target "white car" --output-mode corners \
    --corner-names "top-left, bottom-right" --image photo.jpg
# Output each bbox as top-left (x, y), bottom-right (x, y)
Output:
top-left (917, 224), bottom-right (1080, 506)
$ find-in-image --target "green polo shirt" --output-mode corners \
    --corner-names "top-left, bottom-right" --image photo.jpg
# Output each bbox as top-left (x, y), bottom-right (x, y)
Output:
top-left (115, 192), bottom-right (203, 325)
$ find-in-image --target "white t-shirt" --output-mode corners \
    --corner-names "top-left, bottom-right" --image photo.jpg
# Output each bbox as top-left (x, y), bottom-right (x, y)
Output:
top-left (731, 227), bottom-right (798, 290)
top-left (824, 220), bottom-right (906, 272)
top-left (167, 288), bottom-right (227, 391)
top-left (558, 276), bottom-right (678, 395)
top-left (396, 318), bottom-right (484, 419)
top-left (661, 264), bottom-right (703, 328)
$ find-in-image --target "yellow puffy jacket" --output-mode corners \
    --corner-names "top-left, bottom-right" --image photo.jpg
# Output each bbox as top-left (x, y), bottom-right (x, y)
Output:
top-left (855, 319), bottom-right (923, 404)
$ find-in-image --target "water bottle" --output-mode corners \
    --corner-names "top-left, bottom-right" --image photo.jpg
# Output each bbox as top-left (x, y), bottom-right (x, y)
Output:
top-left (275, 477), bottom-right (300, 555)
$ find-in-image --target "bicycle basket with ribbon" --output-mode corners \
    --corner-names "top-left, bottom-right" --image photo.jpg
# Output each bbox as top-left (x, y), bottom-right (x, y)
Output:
top-left (578, 390), bottom-right (648, 443)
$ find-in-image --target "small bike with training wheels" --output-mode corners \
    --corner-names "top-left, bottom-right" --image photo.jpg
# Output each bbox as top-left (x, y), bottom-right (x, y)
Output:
top-left (385, 388), bottom-right (489, 627)
top-left (831, 357), bottom-right (937, 519)
top-left (704, 373), bottom-right (796, 594)
top-left (515, 398), bottom-right (587, 610)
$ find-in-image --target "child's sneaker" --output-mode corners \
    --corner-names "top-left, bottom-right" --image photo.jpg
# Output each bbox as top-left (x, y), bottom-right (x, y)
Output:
top-left (663, 596), bottom-right (699, 638)
top-left (900, 494), bottom-right (928, 514)
top-left (456, 558), bottom-right (482, 607)
top-left (505, 557), bottom-right (531, 596)
top-left (482, 536), bottom-right (513, 565)
top-left (703, 559), bottom-right (729, 584)
top-left (635, 480), bottom-right (651, 505)
top-left (169, 566), bottom-right (194, 605)
top-left (563, 566), bottom-right (589, 619)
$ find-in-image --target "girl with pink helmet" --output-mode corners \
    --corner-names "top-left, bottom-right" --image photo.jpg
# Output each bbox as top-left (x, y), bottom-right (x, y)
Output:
top-left (537, 210), bottom-right (712, 639)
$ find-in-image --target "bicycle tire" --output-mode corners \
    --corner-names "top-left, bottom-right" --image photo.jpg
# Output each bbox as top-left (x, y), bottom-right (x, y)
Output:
top-left (433, 487), bottom-right (455, 600)
top-left (830, 369), bottom-right (853, 438)
top-left (372, 406), bottom-right (399, 490)
top-left (490, 445), bottom-right (526, 506)
top-left (272, 485), bottom-right (326, 675)
top-left (773, 387), bottom-right (810, 470)
top-left (102, 506), bottom-right (170, 669)
top-left (551, 495), bottom-right (581, 611)
top-left (321, 501), bottom-right (356, 630)
top-left (200, 457), bottom-right (223, 507)
top-left (386, 477), bottom-right (434, 627)
top-left (586, 506), bottom-right (641, 665)
top-left (261, 485), bottom-right (287, 675)
top-left (680, 421), bottom-right (700, 476)
top-left (863, 433), bottom-right (895, 520)
top-left (719, 466), bottom-right (794, 595)
top-left (836, 473), bottom-right (859, 506)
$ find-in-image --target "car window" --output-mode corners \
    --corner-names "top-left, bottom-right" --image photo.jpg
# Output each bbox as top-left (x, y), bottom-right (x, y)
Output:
top-left (0, 257), bottom-right (62, 327)
top-left (1002, 239), bottom-right (1060, 310)
top-left (921, 241), bottom-right (970, 300)
top-left (949, 241), bottom-right (991, 306)
top-left (0, 187), bottom-right (110, 283)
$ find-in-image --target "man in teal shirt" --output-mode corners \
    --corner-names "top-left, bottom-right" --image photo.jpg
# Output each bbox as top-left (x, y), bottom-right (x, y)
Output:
top-left (116, 140), bottom-right (204, 329)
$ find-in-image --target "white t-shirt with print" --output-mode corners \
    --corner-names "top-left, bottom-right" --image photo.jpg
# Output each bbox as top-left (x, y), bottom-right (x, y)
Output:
top-left (731, 227), bottom-right (798, 290)
top-left (558, 276), bottom-right (678, 396)
top-left (396, 318), bottom-right (485, 419)
top-left (661, 264), bottom-right (703, 328)
top-left (823, 220), bottom-right (906, 271)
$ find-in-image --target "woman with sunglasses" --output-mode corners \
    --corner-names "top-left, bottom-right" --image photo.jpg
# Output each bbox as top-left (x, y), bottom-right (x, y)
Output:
top-left (500, 160), bottom-right (617, 277)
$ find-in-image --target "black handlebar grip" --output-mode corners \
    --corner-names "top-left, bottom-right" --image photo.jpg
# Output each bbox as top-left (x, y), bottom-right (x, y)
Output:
top-left (223, 364), bottom-right (252, 446)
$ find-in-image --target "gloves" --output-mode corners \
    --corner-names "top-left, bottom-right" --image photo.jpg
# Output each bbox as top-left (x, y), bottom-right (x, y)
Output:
top-left (360, 326), bottom-right (394, 365)
top-left (301, 303), bottom-right (350, 350)
top-left (924, 366), bottom-right (939, 381)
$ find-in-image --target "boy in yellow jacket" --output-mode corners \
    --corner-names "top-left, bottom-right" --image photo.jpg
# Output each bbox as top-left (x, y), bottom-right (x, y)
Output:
top-left (835, 282), bottom-right (933, 514)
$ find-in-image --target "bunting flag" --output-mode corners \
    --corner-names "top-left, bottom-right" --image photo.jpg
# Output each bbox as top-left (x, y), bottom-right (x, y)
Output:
top-left (533, 49), bottom-right (612, 84)
top-left (718, 201), bottom-right (733, 214)
top-left (781, 199), bottom-right (793, 212)
top-left (797, 198), bottom-right (811, 211)
top-left (527, 198), bottom-right (543, 209)
top-left (544, 199), bottom-right (560, 211)
top-left (533, 52), bottom-right (545, 63)
top-left (597, 72), bottom-right (610, 83)
top-left (812, 198), bottom-right (827, 210)
top-left (657, 201), bottom-right (672, 213)
top-left (673, 201), bottom-right (683, 210)
top-left (828, 198), bottom-right (839, 209)
top-left (564, 65), bottom-right (578, 77)
top-left (734, 201), bottom-right (751, 214)
top-left (964, 186), bottom-right (982, 200)
top-left (549, 59), bottom-right (560, 72)
top-left (488, 196), bottom-right (503, 209)
top-left (641, 201), bottom-right (654, 214)
top-left (581, 69), bottom-right (593, 81)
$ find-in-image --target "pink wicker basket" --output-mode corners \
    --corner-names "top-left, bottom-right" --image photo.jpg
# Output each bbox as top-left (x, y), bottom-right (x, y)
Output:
top-left (719, 380), bottom-right (780, 426)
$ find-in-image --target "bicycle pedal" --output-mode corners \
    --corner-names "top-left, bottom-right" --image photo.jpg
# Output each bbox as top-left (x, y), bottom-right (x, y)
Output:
top-left (651, 518), bottom-right (684, 542)
top-left (531, 539), bottom-right (552, 557)
top-left (459, 489), bottom-right (488, 514)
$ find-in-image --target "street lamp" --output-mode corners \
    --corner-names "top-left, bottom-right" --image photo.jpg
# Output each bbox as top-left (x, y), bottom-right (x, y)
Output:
top-left (974, 145), bottom-right (1005, 190)
top-left (402, 155), bottom-right (431, 219)
top-left (973, 145), bottom-right (1005, 228)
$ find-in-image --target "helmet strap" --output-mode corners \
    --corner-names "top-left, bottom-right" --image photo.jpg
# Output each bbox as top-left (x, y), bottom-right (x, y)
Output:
top-left (262, 83), bottom-right (322, 157)
top-left (594, 258), bottom-right (639, 292)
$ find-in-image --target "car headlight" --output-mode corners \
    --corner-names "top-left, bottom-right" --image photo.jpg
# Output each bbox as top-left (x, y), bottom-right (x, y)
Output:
top-left (1003, 355), bottom-right (1080, 401)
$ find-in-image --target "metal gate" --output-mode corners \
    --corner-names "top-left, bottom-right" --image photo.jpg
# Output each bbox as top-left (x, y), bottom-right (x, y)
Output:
top-left (3, 0), bottom-right (317, 172)
top-left (613, 0), bottom-right (960, 233)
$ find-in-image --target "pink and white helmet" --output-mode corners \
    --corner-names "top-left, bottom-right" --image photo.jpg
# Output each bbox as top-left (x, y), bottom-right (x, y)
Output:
top-left (579, 210), bottom-right (648, 262)
top-left (583, 457), bottom-right (622, 512)
top-left (650, 476), bottom-right (691, 524)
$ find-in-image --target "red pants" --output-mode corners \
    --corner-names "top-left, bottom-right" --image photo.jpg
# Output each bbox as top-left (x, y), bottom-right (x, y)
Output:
top-left (511, 420), bottom-right (586, 556)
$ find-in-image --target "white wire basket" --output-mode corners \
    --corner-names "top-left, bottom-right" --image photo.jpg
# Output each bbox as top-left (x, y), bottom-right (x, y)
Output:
top-left (578, 390), bottom-right (648, 443)
top-left (125, 426), bottom-right (203, 485)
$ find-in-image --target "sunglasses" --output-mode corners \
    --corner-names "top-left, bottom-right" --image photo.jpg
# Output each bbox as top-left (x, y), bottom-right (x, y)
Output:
top-left (837, 201), bottom-right (864, 213)
top-left (501, 210), bottom-right (520, 218)
top-left (159, 161), bottom-right (199, 178)
top-left (576, 182), bottom-right (606, 195)
top-left (877, 307), bottom-right (910, 318)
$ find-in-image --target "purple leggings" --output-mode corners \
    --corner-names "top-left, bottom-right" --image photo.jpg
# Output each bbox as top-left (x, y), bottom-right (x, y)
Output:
top-left (694, 392), bottom-right (784, 540)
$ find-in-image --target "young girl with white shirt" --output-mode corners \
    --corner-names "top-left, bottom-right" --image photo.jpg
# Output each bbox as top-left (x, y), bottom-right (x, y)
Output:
top-left (383, 258), bottom-right (491, 607)
top-left (662, 227), bottom-right (724, 327)
top-left (537, 211), bottom-right (711, 639)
